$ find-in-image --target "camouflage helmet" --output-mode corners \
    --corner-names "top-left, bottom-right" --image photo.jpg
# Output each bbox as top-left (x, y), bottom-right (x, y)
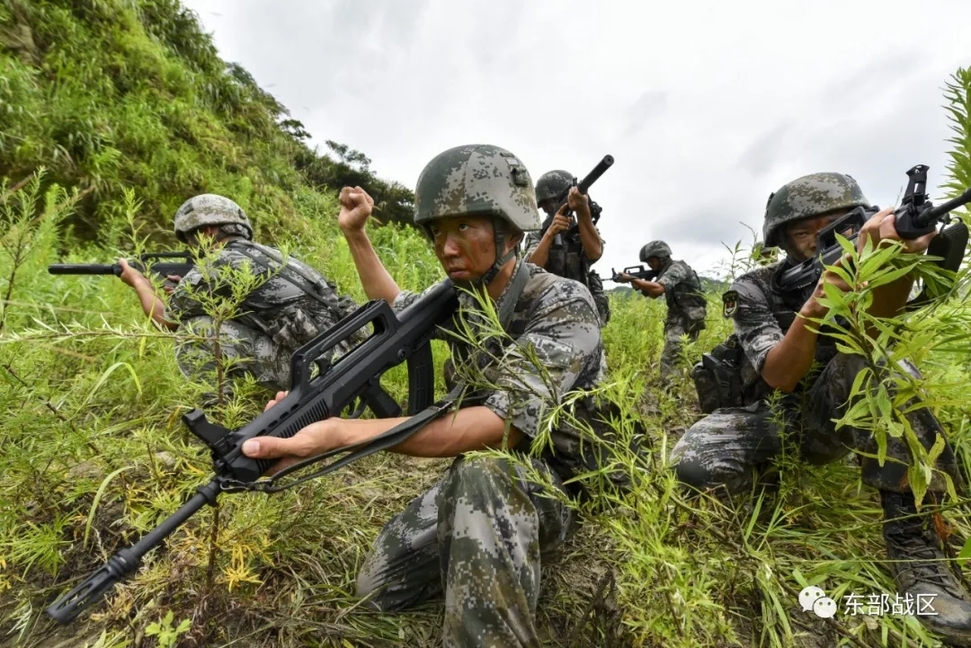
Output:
top-left (173, 194), bottom-right (253, 243)
top-left (414, 144), bottom-right (541, 233)
top-left (639, 240), bottom-right (672, 262)
top-left (534, 170), bottom-right (574, 204)
top-left (763, 173), bottom-right (869, 248)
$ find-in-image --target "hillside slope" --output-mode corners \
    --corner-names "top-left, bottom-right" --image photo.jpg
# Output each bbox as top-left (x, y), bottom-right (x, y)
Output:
top-left (3, 1), bottom-right (971, 647)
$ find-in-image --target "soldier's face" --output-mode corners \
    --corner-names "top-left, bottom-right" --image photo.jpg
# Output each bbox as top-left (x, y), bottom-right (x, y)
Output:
top-left (784, 210), bottom-right (848, 262)
top-left (429, 216), bottom-right (500, 281)
top-left (538, 199), bottom-right (557, 217)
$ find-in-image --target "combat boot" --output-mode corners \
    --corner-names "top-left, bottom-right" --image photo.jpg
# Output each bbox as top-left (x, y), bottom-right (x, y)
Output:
top-left (881, 490), bottom-right (971, 645)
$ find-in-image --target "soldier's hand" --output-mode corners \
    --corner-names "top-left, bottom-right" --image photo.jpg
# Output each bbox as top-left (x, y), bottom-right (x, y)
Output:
top-left (545, 212), bottom-right (572, 236)
top-left (803, 256), bottom-right (853, 319)
top-left (264, 391), bottom-right (288, 411)
top-left (857, 206), bottom-right (937, 256)
top-left (162, 274), bottom-right (182, 295)
top-left (613, 272), bottom-right (633, 284)
top-left (338, 186), bottom-right (374, 233)
top-left (241, 418), bottom-right (339, 476)
top-left (117, 258), bottom-right (149, 289)
top-left (566, 187), bottom-right (589, 214)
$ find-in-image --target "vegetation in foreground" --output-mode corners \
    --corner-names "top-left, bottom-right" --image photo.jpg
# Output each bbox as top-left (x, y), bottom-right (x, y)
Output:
top-left (3, 1), bottom-right (971, 646)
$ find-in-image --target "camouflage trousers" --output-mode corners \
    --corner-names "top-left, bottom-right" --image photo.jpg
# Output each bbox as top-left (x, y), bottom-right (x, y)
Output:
top-left (671, 352), bottom-right (961, 495)
top-left (660, 320), bottom-right (701, 381)
top-left (175, 316), bottom-right (292, 404)
top-left (355, 456), bottom-right (574, 648)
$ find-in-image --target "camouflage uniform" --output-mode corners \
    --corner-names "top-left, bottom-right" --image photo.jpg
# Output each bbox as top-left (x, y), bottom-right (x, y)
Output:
top-left (167, 240), bottom-right (362, 401)
top-left (525, 169), bottom-right (610, 325)
top-left (354, 144), bottom-right (607, 648)
top-left (671, 260), bottom-right (960, 495)
top-left (674, 172), bottom-right (971, 641)
top-left (523, 228), bottom-right (610, 325)
top-left (653, 257), bottom-right (707, 381)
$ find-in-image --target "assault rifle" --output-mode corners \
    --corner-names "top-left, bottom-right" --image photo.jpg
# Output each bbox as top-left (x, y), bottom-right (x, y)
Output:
top-left (48, 252), bottom-right (194, 288)
top-left (541, 155), bottom-right (615, 247)
top-left (778, 165), bottom-right (971, 306)
top-left (45, 280), bottom-right (460, 624)
top-left (610, 265), bottom-right (658, 283)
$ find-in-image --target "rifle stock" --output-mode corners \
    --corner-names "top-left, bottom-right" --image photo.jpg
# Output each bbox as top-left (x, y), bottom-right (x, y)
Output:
top-left (46, 280), bottom-right (459, 624)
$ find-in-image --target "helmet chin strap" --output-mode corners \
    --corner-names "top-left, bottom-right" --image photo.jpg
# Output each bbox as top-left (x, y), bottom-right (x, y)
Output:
top-left (473, 221), bottom-right (518, 287)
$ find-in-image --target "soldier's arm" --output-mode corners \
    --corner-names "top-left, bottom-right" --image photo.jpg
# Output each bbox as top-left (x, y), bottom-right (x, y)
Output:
top-left (338, 187), bottom-right (400, 303)
top-left (243, 407), bottom-right (522, 467)
top-left (133, 283), bottom-right (178, 331)
top-left (341, 229), bottom-right (401, 303)
top-left (524, 230), bottom-right (553, 267)
top-left (634, 263), bottom-right (683, 298)
top-left (479, 285), bottom-right (602, 441)
top-left (733, 280), bottom-right (817, 393)
top-left (118, 259), bottom-right (178, 331)
top-left (574, 199), bottom-right (603, 262)
top-left (760, 316), bottom-right (820, 393)
top-left (631, 278), bottom-right (664, 298)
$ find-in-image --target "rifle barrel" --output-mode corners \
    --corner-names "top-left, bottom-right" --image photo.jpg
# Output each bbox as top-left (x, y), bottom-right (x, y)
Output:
top-left (577, 155), bottom-right (614, 194)
top-left (48, 264), bottom-right (119, 275)
top-left (925, 187), bottom-right (971, 223)
top-left (46, 479), bottom-right (221, 624)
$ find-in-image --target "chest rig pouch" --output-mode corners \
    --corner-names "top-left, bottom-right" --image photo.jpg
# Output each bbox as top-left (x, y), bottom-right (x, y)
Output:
top-left (690, 286), bottom-right (769, 413)
top-left (690, 334), bottom-right (746, 414)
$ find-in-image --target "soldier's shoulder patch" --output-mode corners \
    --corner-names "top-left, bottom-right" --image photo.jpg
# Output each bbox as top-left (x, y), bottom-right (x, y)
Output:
top-left (722, 290), bottom-right (739, 318)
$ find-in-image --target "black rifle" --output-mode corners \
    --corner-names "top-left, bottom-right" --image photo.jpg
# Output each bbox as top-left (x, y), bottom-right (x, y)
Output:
top-left (540, 155), bottom-right (614, 247)
top-left (610, 264), bottom-right (657, 283)
top-left (49, 251), bottom-right (194, 283)
top-left (45, 280), bottom-right (460, 624)
top-left (778, 165), bottom-right (971, 304)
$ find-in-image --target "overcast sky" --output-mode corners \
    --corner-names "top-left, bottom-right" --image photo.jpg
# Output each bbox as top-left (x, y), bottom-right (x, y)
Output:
top-left (181, 0), bottom-right (971, 278)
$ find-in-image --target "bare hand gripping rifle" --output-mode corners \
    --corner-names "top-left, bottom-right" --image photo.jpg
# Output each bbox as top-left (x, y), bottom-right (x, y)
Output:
top-left (777, 165), bottom-right (971, 305)
top-left (46, 280), bottom-right (460, 624)
top-left (540, 155), bottom-right (615, 247)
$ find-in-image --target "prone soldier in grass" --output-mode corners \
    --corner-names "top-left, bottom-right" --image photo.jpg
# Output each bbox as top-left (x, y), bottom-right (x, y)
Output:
top-left (119, 194), bottom-right (363, 403)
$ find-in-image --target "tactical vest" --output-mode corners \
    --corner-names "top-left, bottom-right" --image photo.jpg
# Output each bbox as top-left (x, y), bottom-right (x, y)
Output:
top-left (540, 235), bottom-right (610, 324)
top-left (661, 260), bottom-right (707, 315)
top-left (441, 267), bottom-right (642, 493)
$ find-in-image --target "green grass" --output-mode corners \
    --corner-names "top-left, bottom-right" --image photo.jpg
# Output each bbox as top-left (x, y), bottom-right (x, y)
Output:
top-left (3, 179), bottom-right (971, 646)
top-left (3, 1), bottom-right (971, 645)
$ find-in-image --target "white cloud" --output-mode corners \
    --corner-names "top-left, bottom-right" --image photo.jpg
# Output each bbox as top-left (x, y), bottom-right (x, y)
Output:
top-left (182, 0), bottom-right (971, 278)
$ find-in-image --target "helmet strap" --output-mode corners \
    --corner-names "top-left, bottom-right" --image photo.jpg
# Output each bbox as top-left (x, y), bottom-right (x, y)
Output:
top-left (476, 220), bottom-right (519, 287)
